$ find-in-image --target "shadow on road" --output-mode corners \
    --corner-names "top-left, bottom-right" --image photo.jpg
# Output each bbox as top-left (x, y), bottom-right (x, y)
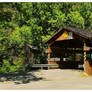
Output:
top-left (0, 72), bottom-right (43, 85)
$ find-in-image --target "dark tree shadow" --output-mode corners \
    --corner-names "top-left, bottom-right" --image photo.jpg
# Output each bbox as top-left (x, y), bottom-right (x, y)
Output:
top-left (0, 72), bottom-right (43, 85)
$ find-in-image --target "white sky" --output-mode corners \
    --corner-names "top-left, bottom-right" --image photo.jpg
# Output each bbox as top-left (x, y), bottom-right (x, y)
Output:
top-left (0, 0), bottom-right (92, 2)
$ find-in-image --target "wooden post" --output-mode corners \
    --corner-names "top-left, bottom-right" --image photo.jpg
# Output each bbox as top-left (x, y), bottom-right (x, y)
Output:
top-left (73, 49), bottom-right (76, 68)
top-left (83, 43), bottom-right (87, 72)
top-left (91, 53), bottom-right (92, 59)
top-left (48, 53), bottom-right (50, 63)
top-left (48, 53), bottom-right (50, 69)
top-left (47, 44), bottom-right (52, 69)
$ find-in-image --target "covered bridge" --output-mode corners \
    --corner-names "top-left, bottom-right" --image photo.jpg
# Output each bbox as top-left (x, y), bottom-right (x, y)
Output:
top-left (45, 26), bottom-right (92, 75)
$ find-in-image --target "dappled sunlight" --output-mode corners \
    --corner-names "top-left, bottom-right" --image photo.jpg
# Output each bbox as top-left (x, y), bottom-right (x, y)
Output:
top-left (0, 72), bottom-right (43, 85)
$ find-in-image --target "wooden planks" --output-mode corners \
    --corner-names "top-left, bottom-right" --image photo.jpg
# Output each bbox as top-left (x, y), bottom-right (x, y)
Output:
top-left (55, 31), bottom-right (69, 41)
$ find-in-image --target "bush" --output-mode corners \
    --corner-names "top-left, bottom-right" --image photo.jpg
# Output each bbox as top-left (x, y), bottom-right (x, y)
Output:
top-left (0, 58), bottom-right (25, 74)
top-left (0, 60), bottom-right (11, 74)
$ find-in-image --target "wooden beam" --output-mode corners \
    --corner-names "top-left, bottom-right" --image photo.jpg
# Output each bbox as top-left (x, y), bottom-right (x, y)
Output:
top-left (84, 44), bottom-right (90, 51)
top-left (48, 53), bottom-right (51, 62)
top-left (48, 52), bottom-right (51, 69)
top-left (83, 43), bottom-right (87, 72)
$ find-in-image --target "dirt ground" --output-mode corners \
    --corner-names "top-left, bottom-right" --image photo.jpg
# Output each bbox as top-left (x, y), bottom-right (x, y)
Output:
top-left (0, 69), bottom-right (92, 90)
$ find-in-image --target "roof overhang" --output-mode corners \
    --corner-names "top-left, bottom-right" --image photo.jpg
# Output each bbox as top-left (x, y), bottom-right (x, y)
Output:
top-left (44, 26), bottom-right (92, 45)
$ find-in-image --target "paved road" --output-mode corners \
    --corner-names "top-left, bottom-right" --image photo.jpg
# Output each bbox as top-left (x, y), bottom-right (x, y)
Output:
top-left (0, 69), bottom-right (92, 90)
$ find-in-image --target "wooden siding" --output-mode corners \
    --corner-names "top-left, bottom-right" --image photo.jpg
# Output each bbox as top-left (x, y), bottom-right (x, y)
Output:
top-left (55, 31), bottom-right (69, 41)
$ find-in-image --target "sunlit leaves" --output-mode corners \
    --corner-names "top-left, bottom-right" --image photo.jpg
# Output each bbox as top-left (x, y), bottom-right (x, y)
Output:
top-left (67, 11), bottom-right (84, 28)
top-left (0, 2), bottom-right (92, 65)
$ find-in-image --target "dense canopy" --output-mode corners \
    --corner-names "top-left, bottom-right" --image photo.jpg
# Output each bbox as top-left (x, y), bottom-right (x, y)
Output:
top-left (0, 2), bottom-right (92, 73)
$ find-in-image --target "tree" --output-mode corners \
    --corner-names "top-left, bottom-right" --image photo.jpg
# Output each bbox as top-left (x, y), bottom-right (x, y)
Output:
top-left (67, 11), bottom-right (84, 29)
top-left (0, 3), bottom-right (92, 73)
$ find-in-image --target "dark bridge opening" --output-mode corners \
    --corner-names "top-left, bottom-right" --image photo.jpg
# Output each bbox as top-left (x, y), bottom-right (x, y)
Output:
top-left (48, 39), bottom-right (84, 69)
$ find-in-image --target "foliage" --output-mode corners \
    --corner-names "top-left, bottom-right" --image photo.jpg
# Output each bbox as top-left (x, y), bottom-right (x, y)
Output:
top-left (0, 3), bottom-right (92, 73)
top-left (0, 58), bottom-right (25, 74)
top-left (67, 11), bottom-right (84, 28)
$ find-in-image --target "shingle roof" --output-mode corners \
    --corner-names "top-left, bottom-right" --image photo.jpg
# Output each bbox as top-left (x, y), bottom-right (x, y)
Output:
top-left (44, 26), bottom-right (92, 44)
top-left (64, 27), bottom-right (92, 38)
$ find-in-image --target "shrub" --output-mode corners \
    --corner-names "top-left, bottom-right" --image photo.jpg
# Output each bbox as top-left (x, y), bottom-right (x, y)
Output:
top-left (0, 58), bottom-right (25, 74)
top-left (0, 60), bottom-right (11, 74)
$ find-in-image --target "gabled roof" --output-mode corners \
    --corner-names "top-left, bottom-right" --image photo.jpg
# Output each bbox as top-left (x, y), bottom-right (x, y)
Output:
top-left (44, 26), bottom-right (92, 44)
